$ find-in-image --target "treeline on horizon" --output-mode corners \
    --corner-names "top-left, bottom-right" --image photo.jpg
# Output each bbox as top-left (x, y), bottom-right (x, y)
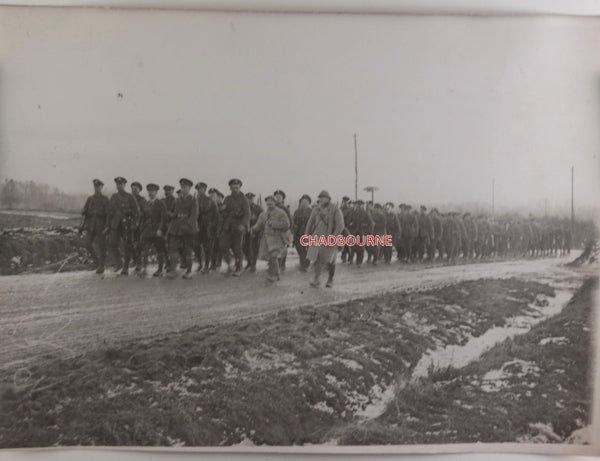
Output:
top-left (0, 179), bottom-right (87, 213)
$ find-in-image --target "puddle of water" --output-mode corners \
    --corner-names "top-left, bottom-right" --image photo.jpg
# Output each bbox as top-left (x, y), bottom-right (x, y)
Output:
top-left (411, 289), bottom-right (574, 379)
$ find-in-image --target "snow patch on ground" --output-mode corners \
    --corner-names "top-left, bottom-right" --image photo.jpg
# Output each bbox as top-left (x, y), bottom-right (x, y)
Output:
top-left (480, 359), bottom-right (541, 393)
top-left (539, 336), bottom-right (569, 346)
top-left (411, 289), bottom-right (573, 379)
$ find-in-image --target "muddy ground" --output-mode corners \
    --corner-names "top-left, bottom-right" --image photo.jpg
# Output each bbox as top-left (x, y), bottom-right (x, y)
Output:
top-left (0, 212), bottom-right (85, 275)
top-left (0, 274), bottom-right (594, 448)
top-left (333, 278), bottom-right (597, 445)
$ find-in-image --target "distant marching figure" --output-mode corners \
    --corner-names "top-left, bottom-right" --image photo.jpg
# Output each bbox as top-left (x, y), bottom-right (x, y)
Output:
top-left (305, 190), bottom-right (344, 288)
top-left (106, 177), bottom-right (140, 276)
top-left (251, 195), bottom-right (291, 282)
top-left (80, 179), bottom-right (109, 274)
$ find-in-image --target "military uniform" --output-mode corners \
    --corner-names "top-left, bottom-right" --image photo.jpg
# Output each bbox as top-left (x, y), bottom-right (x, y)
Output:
top-left (367, 205), bottom-right (386, 265)
top-left (196, 192), bottom-right (220, 272)
top-left (219, 182), bottom-right (250, 274)
top-left (161, 186), bottom-right (176, 270)
top-left (416, 207), bottom-right (435, 261)
top-left (139, 188), bottom-right (168, 276)
top-left (429, 210), bottom-right (444, 260)
top-left (167, 186), bottom-right (198, 276)
top-left (398, 207), bottom-right (419, 262)
top-left (462, 214), bottom-right (478, 259)
top-left (106, 179), bottom-right (140, 274)
top-left (131, 190), bottom-right (146, 271)
top-left (383, 204), bottom-right (401, 263)
top-left (293, 200), bottom-right (313, 270)
top-left (348, 202), bottom-right (373, 267)
top-left (81, 180), bottom-right (109, 273)
top-left (340, 200), bottom-right (353, 263)
top-left (242, 198), bottom-right (262, 271)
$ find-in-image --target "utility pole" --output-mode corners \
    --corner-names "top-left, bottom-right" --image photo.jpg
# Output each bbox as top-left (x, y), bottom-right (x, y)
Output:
top-left (492, 178), bottom-right (495, 222)
top-left (354, 134), bottom-right (358, 201)
top-left (571, 166), bottom-right (575, 226)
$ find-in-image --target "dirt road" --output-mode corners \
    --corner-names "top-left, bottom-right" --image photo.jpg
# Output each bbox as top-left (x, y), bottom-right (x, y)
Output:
top-left (0, 253), bottom-right (583, 376)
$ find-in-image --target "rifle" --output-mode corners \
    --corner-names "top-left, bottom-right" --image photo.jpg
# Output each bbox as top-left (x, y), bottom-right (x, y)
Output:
top-left (78, 214), bottom-right (88, 235)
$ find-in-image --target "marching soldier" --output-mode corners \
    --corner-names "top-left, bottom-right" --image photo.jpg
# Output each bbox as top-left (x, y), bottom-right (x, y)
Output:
top-left (80, 179), bottom-right (109, 274)
top-left (429, 208), bottom-right (444, 261)
top-left (340, 196), bottom-right (353, 263)
top-left (305, 190), bottom-right (344, 288)
top-left (368, 202), bottom-right (386, 265)
top-left (293, 194), bottom-right (313, 271)
top-left (195, 182), bottom-right (220, 274)
top-left (398, 204), bottom-right (419, 262)
top-left (383, 202), bottom-right (401, 264)
top-left (417, 205), bottom-right (434, 261)
top-left (138, 183), bottom-right (168, 277)
top-left (161, 185), bottom-right (176, 271)
top-left (130, 181), bottom-right (146, 272)
top-left (219, 178), bottom-right (250, 277)
top-left (244, 192), bottom-right (263, 272)
top-left (251, 195), bottom-right (291, 282)
top-left (166, 178), bottom-right (198, 279)
top-left (273, 190), bottom-right (292, 271)
top-left (105, 177), bottom-right (140, 276)
top-left (348, 200), bottom-right (373, 268)
top-left (208, 188), bottom-right (224, 270)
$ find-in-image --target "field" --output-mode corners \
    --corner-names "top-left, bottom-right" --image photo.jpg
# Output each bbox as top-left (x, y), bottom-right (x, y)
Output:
top-left (0, 211), bottom-right (85, 275)
top-left (0, 243), bottom-right (596, 448)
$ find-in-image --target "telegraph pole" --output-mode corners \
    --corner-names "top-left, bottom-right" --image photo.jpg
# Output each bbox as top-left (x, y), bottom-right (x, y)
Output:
top-left (571, 166), bottom-right (575, 227)
top-left (492, 178), bottom-right (495, 221)
top-left (354, 134), bottom-right (358, 201)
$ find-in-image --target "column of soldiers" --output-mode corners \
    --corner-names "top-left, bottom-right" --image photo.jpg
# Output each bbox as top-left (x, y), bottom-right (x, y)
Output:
top-left (81, 178), bottom-right (574, 278)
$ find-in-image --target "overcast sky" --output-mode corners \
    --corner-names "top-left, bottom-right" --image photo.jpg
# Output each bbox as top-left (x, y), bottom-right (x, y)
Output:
top-left (1, 7), bottom-right (599, 213)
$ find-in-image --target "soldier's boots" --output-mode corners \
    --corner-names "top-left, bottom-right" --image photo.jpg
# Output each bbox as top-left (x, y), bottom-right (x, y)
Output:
top-left (326, 263), bottom-right (335, 288)
top-left (120, 267), bottom-right (129, 276)
top-left (266, 257), bottom-right (278, 282)
top-left (95, 265), bottom-right (105, 275)
top-left (201, 265), bottom-right (210, 274)
top-left (182, 270), bottom-right (193, 279)
top-left (114, 262), bottom-right (123, 273)
top-left (153, 269), bottom-right (163, 277)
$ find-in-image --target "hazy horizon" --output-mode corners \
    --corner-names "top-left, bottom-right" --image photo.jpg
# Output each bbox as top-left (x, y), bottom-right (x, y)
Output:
top-left (1, 8), bottom-right (599, 214)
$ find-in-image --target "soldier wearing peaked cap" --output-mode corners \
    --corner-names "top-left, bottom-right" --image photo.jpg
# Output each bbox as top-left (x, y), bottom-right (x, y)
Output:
top-left (219, 178), bottom-right (250, 276)
top-left (194, 182), bottom-right (220, 274)
top-left (105, 176), bottom-right (140, 275)
top-left (340, 196), bottom-right (353, 264)
top-left (244, 192), bottom-right (263, 272)
top-left (166, 178), bottom-right (198, 279)
top-left (138, 183), bottom-right (168, 277)
top-left (383, 202), bottom-right (401, 264)
top-left (293, 194), bottom-right (313, 271)
top-left (80, 179), bottom-right (109, 274)
top-left (130, 181), bottom-right (146, 272)
top-left (347, 199), bottom-right (373, 268)
top-left (208, 188), bottom-right (224, 270)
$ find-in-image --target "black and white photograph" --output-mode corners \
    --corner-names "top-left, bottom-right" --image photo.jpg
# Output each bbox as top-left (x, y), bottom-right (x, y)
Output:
top-left (0, 2), bottom-right (599, 454)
